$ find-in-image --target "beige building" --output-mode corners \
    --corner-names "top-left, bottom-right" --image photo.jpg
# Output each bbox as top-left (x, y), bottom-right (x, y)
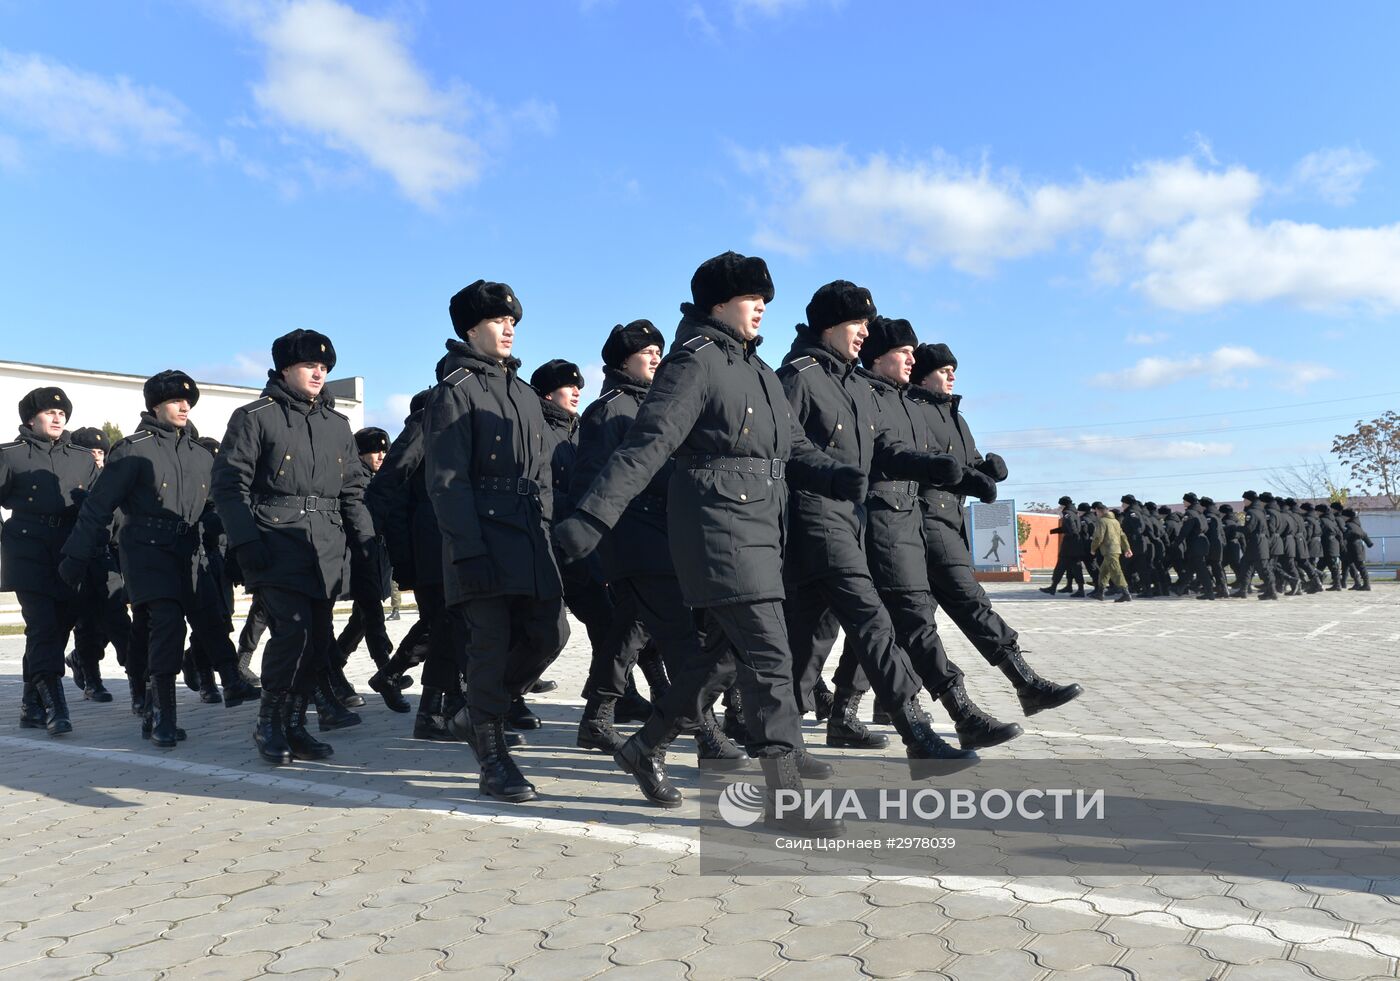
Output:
top-left (0, 359), bottom-right (365, 445)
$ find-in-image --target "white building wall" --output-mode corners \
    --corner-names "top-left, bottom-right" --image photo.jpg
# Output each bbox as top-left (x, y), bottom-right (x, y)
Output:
top-left (0, 361), bottom-right (364, 444)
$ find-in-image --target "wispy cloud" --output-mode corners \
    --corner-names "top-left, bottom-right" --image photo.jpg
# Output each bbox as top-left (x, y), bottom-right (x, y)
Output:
top-left (1090, 344), bottom-right (1337, 390)
top-left (748, 145), bottom-right (1400, 313)
top-left (1125, 331), bottom-right (1169, 345)
top-left (0, 50), bottom-right (199, 158)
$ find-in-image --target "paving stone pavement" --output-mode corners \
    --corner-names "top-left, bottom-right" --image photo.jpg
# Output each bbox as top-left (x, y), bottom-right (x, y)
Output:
top-left (0, 582), bottom-right (1397, 979)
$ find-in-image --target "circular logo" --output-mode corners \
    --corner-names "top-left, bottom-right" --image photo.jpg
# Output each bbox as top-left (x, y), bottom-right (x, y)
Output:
top-left (717, 781), bottom-right (764, 828)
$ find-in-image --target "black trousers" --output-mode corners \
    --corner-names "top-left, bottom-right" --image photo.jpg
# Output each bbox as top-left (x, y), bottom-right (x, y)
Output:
top-left (17, 591), bottom-right (81, 680)
top-left (642, 600), bottom-right (801, 758)
top-left (139, 599), bottom-right (238, 678)
top-left (924, 525), bottom-right (1019, 665)
top-left (1239, 551), bottom-right (1276, 596)
top-left (560, 552), bottom-right (616, 655)
top-left (238, 593), bottom-right (270, 655)
top-left (458, 595), bottom-right (568, 724)
top-left (71, 584), bottom-right (132, 668)
top-left (586, 575), bottom-right (677, 702)
top-left (787, 570), bottom-right (924, 716)
top-left (256, 589), bottom-right (336, 693)
top-left (337, 599), bottom-right (392, 666)
top-left (832, 589), bottom-right (966, 700)
top-left (1206, 549), bottom-right (1227, 596)
top-left (414, 583), bottom-right (464, 692)
top-left (1322, 554), bottom-right (1343, 586)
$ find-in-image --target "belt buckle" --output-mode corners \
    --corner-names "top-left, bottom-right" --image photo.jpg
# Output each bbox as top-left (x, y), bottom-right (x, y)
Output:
top-left (769, 459), bottom-right (785, 480)
top-left (304, 495), bottom-right (319, 511)
top-left (177, 520), bottom-right (190, 534)
top-left (516, 478), bottom-right (532, 495)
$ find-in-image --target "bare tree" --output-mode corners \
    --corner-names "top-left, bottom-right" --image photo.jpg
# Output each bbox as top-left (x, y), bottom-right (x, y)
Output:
top-left (1266, 455), bottom-right (1349, 503)
top-left (1021, 500), bottom-right (1058, 513)
top-left (1332, 411), bottom-right (1400, 509)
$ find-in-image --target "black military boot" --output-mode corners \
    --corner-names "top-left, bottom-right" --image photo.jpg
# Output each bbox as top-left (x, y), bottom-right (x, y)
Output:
top-left (199, 673), bottom-right (223, 704)
top-left (939, 680), bottom-right (1023, 751)
top-left (19, 682), bottom-right (46, 729)
top-left (722, 686), bottom-right (748, 741)
top-left (826, 687), bottom-right (889, 750)
top-left (33, 674), bottom-right (72, 736)
top-left (368, 670), bottom-right (412, 713)
top-left (637, 647), bottom-right (671, 705)
top-left (890, 697), bottom-right (978, 776)
top-left (447, 699), bottom-right (525, 749)
top-left (150, 674), bottom-right (182, 749)
top-left (218, 666), bottom-right (260, 709)
top-left (311, 679), bottom-right (362, 731)
top-left (811, 676), bottom-right (835, 723)
top-left (412, 688), bottom-right (453, 741)
top-left (615, 716), bottom-right (684, 808)
top-left (181, 649), bottom-right (202, 692)
top-left (1038, 585), bottom-right (1057, 595)
top-left (283, 693), bottom-right (334, 760)
top-left (1072, 586), bottom-right (1086, 598)
top-left (1116, 588), bottom-right (1133, 603)
top-left (472, 719), bottom-right (537, 803)
top-left (254, 690), bottom-right (293, 765)
top-left (695, 707), bottom-right (748, 771)
top-left (870, 697), bottom-right (892, 726)
top-left (64, 652), bottom-right (86, 692)
top-left (793, 743), bottom-right (835, 780)
top-left (327, 662), bottom-right (365, 708)
top-left (577, 695), bottom-right (625, 753)
top-left (506, 696), bottom-right (542, 731)
top-left (615, 675), bottom-right (652, 724)
top-left (760, 753), bottom-right (845, 838)
top-left (530, 678), bottom-right (558, 694)
top-left (127, 677), bottom-right (147, 716)
top-left (80, 655), bottom-right (113, 702)
top-left (998, 649), bottom-right (1084, 717)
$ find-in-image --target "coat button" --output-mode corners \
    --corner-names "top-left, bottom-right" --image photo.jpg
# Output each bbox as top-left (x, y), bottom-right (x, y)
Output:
top-left (285, 454), bottom-right (292, 460)
top-left (490, 453), bottom-right (496, 460)
top-left (746, 407), bottom-right (753, 414)
top-left (836, 424), bottom-right (843, 431)
top-left (488, 509), bottom-right (495, 515)
top-left (742, 427), bottom-right (749, 434)
top-left (496, 436), bottom-right (502, 442)
top-left (739, 493), bottom-right (747, 501)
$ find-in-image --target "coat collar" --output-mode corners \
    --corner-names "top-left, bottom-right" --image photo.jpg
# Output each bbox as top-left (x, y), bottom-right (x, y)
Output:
top-left (135, 411), bottom-right (198, 443)
top-left (15, 424), bottom-right (69, 450)
top-left (440, 338), bottom-right (521, 379)
top-left (677, 304), bottom-right (763, 360)
top-left (783, 333), bottom-right (857, 378)
top-left (539, 396), bottom-right (577, 433)
top-left (261, 375), bottom-right (336, 416)
top-left (601, 366), bottom-right (650, 400)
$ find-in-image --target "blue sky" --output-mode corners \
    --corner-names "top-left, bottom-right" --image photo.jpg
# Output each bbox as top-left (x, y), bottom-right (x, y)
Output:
top-left (3, 0), bottom-right (1398, 506)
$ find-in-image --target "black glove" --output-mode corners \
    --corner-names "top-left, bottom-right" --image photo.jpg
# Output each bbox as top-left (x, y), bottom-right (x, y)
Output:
top-left (977, 452), bottom-right (1008, 482)
top-left (829, 466), bottom-right (868, 503)
top-left (919, 453), bottom-right (962, 487)
top-left (235, 540), bottom-right (273, 573)
top-left (58, 556), bottom-right (89, 590)
top-left (454, 555), bottom-right (496, 593)
top-left (553, 512), bottom-right (606, 564)
top-left (959, 467), bottom-right (998, 504)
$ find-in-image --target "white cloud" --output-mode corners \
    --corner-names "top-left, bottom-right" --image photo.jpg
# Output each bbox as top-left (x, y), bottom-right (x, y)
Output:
top-left (1125, 331), bottom-right (1169, 345)
top-left (1090, 344), bottom-right (1336, 391)
top-left (0, 50), bottom-right (198, 156)
top-left (1075, 437), bottom-right (1235, 461)
top-left (244, 0), bottom-right (481, 207)
top-left (1290, 147), bottom-right (1376, 206)
top-left (751, 145), bottom-right (1400, 312)
top-left (385, 392), bottom-right (414, 419)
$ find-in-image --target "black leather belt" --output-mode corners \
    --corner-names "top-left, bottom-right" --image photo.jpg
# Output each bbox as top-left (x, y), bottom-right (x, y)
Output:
top-left (130, 514), bottom-right (194, 534)
top-left (255, 494), bottom-right (340, 512)
top-left (476, 476), bottom-right (541, 495)
top-left (10, 512), bottom-right (74, 529)
top-left (684, 456), bottom-right (785, 480)
top-left (870, 479), bottom-right (919, 496)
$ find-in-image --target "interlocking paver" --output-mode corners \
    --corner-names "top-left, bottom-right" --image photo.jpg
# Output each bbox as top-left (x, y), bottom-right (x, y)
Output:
top-left (1291, 937), bottom-right (1398, 980)
top-left (608, 925), bottom-right (706, 966)
top-left (856, 931), bottom-right (956, 976)
top-left (777, 920), bottom-right (871, 961)
top-left (1115, 942), bottom-right (1226, 980)
top-left (1025, 929), bottom-right (1122, 971)
top-left (941, 915), bottom-right (1034, 955)
top-left (1189, 923), bottom-right (1289, 964)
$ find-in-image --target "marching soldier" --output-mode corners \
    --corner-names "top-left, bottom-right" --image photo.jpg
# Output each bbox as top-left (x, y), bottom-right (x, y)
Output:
top-left (1077, 501), bottom-right (1099, 590)
top-left (423, 280), bottom-right (570, 803)
top-left (906, 343), bottom-right (1083, 718)
top-left (1233, 490), bottom-right (1278, 600)
top-left (60, 371), bottom-right (260, 747)
top-left (66, 425), bottom-right (130, 702)
top-left (1118, 495), bottom-right (1149, 595)
top-left (556, 251), bottom-right (861, 836)
top-left (333, 426), bottom-right (409, 712)
top-left (1042, 496), bottom-right (1085, 596)
top-left (1199, 497), bottom-right (1228, 599)
top-left (1177, 493), bottom-right (1211, 599)
top-left (1089, 502), bottom-right (1132, 602)
top-left (1219, 503), bottom-right (1245, 589)
top-left (778, 290), bottom-right (981, 765)
top-left (1319, 501), bottom-right (1345, 589)
top-left (1342, 507), bottom-right (1373, 590)
top-left (212, 330), bottom-right (378, 764)
top-left (3, 387), bottom-right (98, 734)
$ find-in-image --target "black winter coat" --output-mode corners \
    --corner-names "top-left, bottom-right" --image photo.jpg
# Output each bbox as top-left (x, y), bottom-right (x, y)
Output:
top-left (539, 397), bottom-right (579, 522)
top-left (571, 306), bottom-right (848, 607)
top-left (907, 386), bottom-right (984, 547)
top-left (1345, 516), bottom-right (1374, 562)
top-left (1050, 507), bottom-right (1084, 561)
top-left (1176, 504), bottom-right (1207, 557)
top-left (211, 377), bottom-right (375, 600)
top-left (571, 368), bottom-right (674, 581)
top-left (1242, 501), bottom-right (1271, 558)
top-left (367, 409), bottom-right (441, 591)
top-left (1320, 510), bottom-right (1342, 558)
top-left (423, 339), bottom-right (561, 604)
top-left (63, 414), bottom-right (214, 607)
top-left (777, 336), bottom-right (944, 588)
top-left (0, 426), bottom-right (99, 595)
top-left (1120, 507), bottom-right (1146, 548)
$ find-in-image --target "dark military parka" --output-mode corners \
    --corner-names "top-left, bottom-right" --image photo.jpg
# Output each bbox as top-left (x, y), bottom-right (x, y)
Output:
top-left (906, 386), bottom-right (984, 550)
top-left (776, 336), bottom-right (939, 589)
top-left (539, 397), bottom-right (579, 522)
top-left (571, 368), bottom-right (674, 582)
top-left (571, 305), bottom-right (848, 608)
top-left (366, 408), bottom-right (441, 591)
top-left (62, 414), bottom-right (215, 607)
top-left (0, 426), bottom-right (98, 595)
top-left (423, 339), bottom-right (561, 605)
top-left (211, 378), bottom-right (375, 600)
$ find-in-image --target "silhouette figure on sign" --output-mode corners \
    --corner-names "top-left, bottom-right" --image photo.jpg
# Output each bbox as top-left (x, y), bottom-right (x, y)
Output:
top-left (982, 530), bottom-right (1006, 562)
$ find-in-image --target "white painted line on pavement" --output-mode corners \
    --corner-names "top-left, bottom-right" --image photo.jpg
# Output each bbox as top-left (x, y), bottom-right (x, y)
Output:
top-left (1, 732), bottom-right (1395, 959)
top-left (1306, 621), bottom-right (1340, 638)
top-left (1028, 728), bottom-right (1400, 759)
